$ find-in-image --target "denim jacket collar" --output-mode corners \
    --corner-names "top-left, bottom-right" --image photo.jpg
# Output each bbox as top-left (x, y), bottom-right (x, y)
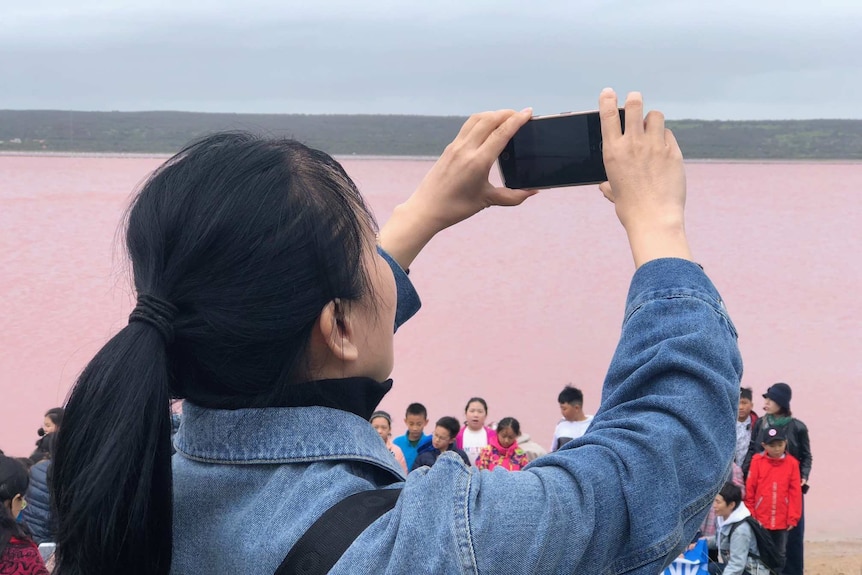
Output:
top-left (175, 383), bottom-right (405, 480)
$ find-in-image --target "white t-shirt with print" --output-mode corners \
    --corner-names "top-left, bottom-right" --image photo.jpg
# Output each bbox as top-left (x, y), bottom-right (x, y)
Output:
top-left (551, 416), bottom-right (593, 451)
top-left (461, 427), bottom-right (489, 466)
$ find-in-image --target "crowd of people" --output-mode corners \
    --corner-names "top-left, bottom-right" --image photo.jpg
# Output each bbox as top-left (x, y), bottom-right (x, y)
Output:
top-left (2, 379), bottom-right (813, 575)
top-left (691, 383), bottom-right (812, 575)
top-left (2, 90), bottom-right (749, 574)
top-left (0, 407), bottom-right (64, 574)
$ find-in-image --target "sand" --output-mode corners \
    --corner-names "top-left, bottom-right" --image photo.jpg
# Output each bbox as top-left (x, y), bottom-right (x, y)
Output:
top-left (807, 540), bottom-right (862, 575)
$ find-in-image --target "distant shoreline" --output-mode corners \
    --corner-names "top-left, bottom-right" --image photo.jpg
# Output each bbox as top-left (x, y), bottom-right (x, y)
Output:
top-left (2, 151), bottom-right (861, 165)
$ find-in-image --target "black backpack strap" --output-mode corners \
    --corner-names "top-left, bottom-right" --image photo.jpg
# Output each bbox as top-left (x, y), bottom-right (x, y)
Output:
top-left (275, 487), bottom-right (402, 575)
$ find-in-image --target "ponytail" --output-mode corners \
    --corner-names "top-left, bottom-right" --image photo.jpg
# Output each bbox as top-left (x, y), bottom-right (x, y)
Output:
top-left (52, 323), bottom-right (173, 575)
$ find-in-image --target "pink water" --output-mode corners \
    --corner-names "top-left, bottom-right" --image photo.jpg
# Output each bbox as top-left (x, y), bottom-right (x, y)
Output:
top-left (1, 156), bottom-right (860, 540)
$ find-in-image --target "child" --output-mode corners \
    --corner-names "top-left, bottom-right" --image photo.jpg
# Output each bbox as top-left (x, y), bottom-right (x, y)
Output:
top-left (551, 386), bottom-right (593, 451)
top-left (735, 387), bottom-right (758, 467)
top-left (392, 403), bottom-right (431, 471)
top-left (455, 397), bottom-right (496, 466)
top-left (744, 427), bottom-right (802, 573)
top-left (412, 417), bottom-right (470, 470)
top-left (476, 417), bottom-right (530, 471)
top-left (369, 411), bottom-right (408, 474)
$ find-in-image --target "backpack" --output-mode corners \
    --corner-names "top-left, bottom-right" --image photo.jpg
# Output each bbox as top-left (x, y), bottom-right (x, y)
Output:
top-left (727, 516), bottom-right (783, 575)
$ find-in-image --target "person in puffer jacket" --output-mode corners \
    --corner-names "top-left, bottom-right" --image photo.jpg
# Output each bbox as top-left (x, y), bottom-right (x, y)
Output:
top-left (476, 417), bottom-right (529, 471)
top-left (21, 433), bottom-right (56, 544)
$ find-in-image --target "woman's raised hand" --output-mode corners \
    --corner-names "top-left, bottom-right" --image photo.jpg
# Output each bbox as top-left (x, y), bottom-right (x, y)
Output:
top-left (378, 109), bottom-right (535, 270)
top-left (597, 89), bottom-right (693, 268)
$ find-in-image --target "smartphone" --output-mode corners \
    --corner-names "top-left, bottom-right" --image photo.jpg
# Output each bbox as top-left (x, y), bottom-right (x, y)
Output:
top-left (498, 109), bottom-right (624, 190)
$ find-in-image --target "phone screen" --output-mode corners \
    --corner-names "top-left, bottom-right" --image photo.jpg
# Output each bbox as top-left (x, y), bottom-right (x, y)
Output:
top-left (498, 109), bottom-right (624, 189)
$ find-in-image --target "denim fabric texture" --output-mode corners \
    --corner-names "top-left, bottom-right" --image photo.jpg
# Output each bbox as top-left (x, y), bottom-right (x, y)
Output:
top-left (377, 245), bottom-right (420, 331)
top-left (171, 258), bottom-right (742, 574)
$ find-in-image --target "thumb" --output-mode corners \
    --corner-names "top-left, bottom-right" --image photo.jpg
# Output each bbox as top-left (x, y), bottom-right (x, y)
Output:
top-left (487, 186), bottom-right (539, 207)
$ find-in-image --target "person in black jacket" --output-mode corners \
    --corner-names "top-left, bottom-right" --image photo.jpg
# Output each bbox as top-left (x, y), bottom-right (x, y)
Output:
top-left (412, 416), bottom-right (471, 471)
top-left (21, 433), bottom-right (56, 544)
top-left (743, 382), bottom-right (811, 575)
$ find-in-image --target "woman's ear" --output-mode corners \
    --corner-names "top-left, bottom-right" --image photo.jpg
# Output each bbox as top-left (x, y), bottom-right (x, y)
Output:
top-left (316, 299), bottom-right (359, 363)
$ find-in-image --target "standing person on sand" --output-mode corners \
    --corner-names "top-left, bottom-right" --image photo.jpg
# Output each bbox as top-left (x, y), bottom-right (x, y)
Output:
top-left (743, 383), bottom-right (811, 575)
top-left (745, 427), bottom-right (802, 574)
top-left (51, 89), bottom-right (741, 575)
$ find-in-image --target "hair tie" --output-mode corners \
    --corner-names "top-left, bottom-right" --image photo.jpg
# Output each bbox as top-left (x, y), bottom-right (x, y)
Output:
top-left (129, 293), bottom-right (178, 344)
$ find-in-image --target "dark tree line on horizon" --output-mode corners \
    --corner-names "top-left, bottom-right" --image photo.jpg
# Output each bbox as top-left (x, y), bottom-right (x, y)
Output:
top-left (1, 110), bottom-right (861, 160)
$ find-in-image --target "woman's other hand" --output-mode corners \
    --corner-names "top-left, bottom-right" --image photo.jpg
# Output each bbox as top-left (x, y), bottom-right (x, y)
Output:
top-left (379, 108), bottom-right (535, 269)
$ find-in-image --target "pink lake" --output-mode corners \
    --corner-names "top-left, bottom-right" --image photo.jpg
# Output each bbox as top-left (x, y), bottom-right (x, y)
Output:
top-left (0, 155), bottom-right (859, 540)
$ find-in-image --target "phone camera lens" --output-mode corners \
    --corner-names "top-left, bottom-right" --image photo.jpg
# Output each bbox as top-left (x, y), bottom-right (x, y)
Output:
top-left (500, 152), bottom-right (510, 160)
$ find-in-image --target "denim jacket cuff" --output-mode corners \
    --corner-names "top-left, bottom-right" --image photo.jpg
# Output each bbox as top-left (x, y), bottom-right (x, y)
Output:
top-left (624, 258), bottom-right (734, 334)
top-left (377, 246), bottom-right (421, 332)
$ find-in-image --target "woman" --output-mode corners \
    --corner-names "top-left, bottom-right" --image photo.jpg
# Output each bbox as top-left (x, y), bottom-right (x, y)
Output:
top-left (455, 397), bottom-right (496, 466)
top-left (29, 408), bottom-right (63, 465)
top-left (0, 455), bottom-right (49, 575)
top-left (703, 483), bottom-right (770, 575)
top-left (52, 91), bottom-right (742, 574)
top-left (743, 382), bottom-right (811, 575)
top-left (369, 411), bottom-right (408, 474)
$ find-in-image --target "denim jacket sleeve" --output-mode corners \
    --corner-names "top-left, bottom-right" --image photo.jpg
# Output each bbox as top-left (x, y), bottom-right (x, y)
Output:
top-left (371, 258), bottom-right (742, 575)
top-left (377, 246), bottom-right (421, 331)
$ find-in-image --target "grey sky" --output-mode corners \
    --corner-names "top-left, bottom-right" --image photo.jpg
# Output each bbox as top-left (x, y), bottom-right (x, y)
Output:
top-left (2, 0), bottom-right (860, 119)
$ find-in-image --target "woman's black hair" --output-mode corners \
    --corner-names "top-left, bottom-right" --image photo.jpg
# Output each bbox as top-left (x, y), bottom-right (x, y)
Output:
top-left (464, 397), bottom-right (488, 413)
top-left (44, 407), bottom-right (65, 427)
top-left (496, 417), bottom-right (521, 437)
top-left (717, 482), bottom-right (743, 510)
top-left (0, 455), bottom-right (31, 556)
top-left (51, 133), bottom-right (378, 575)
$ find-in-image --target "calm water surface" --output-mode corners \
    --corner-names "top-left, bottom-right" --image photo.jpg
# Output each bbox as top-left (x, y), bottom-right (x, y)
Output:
top-left (1, 155), bottom-right (860, 539)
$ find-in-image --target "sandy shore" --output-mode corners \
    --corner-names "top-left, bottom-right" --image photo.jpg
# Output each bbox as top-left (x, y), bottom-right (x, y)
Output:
top-left (807, 540), bottom-right (862, 575)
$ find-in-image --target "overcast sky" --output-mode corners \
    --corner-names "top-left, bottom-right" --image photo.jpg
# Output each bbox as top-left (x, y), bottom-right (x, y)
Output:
top-left (2, 0), bottom-right (860, 119)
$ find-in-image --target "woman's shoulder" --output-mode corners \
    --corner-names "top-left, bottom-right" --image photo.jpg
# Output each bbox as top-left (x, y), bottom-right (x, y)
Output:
top-left (790, 418), bottom-right (809, 432)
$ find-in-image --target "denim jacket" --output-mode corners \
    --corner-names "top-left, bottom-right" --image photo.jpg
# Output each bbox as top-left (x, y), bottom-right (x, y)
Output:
top-left (171, 258), bottom-right (741, 574)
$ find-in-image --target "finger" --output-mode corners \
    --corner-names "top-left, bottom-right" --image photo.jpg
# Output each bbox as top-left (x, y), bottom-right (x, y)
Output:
top-left (665, 128), bottom-right (684, 159)
top-left (477, 108), bottom-right (532, 161)
top-left (454, 113), bottom-right (484, 142)
top-left (624, 92), bottom-right (645, 135)
top-left (465, 109), bottom-right (517, 148)
top-left (598, 181), bottom-right (615, 203)
top-left (487, 186), bottom-right (539, 206)
top-left (599, 88), bottom-right (622, 144)
top-left (645, 110), bottom-right (665, 139)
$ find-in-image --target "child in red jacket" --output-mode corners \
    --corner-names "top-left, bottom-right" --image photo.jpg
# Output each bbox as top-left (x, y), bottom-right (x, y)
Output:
top-left (744, 426), bottom-right (802, 573)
